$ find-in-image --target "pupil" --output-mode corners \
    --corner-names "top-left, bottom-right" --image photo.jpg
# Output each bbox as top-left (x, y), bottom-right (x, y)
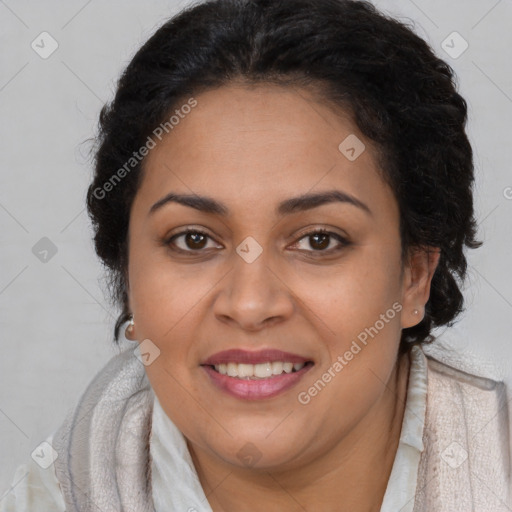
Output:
top-left (186, 232), bottom-right (207, 249)
top-left (310, 233), bottom-right (329, 250)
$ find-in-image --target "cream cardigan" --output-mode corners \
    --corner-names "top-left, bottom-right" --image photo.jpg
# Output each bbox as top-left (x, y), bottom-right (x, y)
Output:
top-left (1, 344), bottom-right (510, 511)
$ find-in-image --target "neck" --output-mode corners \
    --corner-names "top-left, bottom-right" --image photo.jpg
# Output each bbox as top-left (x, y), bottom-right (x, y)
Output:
top-left (189, 352), bottom-right (411, 512)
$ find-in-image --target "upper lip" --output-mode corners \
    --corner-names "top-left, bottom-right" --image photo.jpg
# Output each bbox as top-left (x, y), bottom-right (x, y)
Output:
top-left (201, 349), bottom-right (312, 366)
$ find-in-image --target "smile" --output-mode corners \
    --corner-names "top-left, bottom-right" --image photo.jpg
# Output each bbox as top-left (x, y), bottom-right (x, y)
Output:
top-left (200, 349), bottom-right (315, 400)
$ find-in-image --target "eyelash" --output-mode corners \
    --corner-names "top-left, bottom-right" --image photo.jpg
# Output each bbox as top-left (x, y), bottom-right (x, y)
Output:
top-left (163, 228), bottom-right (351, 257)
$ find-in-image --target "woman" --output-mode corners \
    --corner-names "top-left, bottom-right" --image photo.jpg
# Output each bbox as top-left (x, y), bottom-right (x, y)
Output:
top-left (2, 0), bottom-right (510, 510)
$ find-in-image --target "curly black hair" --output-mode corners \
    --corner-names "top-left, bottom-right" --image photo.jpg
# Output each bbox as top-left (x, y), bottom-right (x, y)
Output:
top-left (86, 0), bottom-right (482, 352)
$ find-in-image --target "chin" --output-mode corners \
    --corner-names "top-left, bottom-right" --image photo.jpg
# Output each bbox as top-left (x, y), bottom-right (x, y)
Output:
top-left (211, 428), bottom-right (310, 470)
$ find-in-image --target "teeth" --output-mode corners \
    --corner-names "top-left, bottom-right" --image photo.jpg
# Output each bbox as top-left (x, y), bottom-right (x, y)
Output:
top-left (272, 361), bottom-right (283, 374)
top-left (254, 362), bottom-right (273, 378)
top-left (238, 364), bottom-right (253, 378)
top-left (227, 362), bottom-right (238, 377)
top-left (213, 361), bottom-right (307, 379)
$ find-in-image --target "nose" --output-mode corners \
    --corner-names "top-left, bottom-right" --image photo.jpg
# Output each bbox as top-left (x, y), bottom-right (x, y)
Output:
top-left (212, 248), bottom-right (295, 332)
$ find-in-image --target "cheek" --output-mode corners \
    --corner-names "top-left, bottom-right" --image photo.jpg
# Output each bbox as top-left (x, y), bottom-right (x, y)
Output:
top-left (127, 250), bottom-right (208, 410)
top-left (289, 243), bottom-right (404, 413)
top-left (144, 359), bottom-right (213, 452)
top-left (286, 241), bottom-right (403, 344)
top-left (128, 243), bottom-right (212, 339)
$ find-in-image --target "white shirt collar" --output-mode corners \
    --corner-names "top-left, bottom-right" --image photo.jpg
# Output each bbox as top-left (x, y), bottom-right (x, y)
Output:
top-left (380, 344), bottom-right (428, 512)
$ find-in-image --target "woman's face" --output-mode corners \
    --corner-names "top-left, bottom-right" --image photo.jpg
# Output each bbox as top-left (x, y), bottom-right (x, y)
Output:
top-left (126, 83), bottom-right (430, 471)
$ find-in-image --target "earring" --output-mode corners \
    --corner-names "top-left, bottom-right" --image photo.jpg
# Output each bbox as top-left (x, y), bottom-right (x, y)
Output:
top-left (413, 309), bottom-right (419, 315)
top-left (125, 315), bottom-right (135, 339)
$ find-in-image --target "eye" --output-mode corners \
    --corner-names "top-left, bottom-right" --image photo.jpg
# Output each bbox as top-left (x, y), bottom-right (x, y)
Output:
top-left (165, 229), bottom-right (221, 253)
top-left (162, 227), bottom-right (350, 256)
top-left (292, 229), bottom-right (350, 255)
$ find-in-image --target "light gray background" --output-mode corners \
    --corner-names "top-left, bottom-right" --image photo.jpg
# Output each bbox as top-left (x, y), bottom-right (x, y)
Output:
top-left (1, 0), bottom-right (511, 497)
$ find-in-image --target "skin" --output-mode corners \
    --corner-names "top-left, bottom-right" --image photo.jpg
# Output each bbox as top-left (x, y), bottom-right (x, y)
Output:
top-left (125, 82), bottom-right (440, 512)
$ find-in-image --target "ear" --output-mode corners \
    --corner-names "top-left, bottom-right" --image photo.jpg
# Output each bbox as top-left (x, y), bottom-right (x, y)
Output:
top-left (400, 246), bottom-right (441, 329)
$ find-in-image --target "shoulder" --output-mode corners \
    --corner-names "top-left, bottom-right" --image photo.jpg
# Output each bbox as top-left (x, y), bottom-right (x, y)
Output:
top-left (426, 353), bottom-right (507, 392)
top-left (424, 354), bottom-right (510, 436)
top-left (0, 434), bottom-right (66, 512)
top-left (414, 352), bottom-right (511, 510)
top-left (424, 353), bottom-right (510, 453)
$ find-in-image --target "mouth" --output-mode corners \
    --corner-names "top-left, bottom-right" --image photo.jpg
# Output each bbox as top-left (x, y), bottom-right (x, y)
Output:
top-left (200, 349), bottom-right (315, 400)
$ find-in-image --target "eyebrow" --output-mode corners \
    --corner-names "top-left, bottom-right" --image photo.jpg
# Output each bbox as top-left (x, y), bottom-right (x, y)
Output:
top-left (148, 190), bottom-right (372, 217)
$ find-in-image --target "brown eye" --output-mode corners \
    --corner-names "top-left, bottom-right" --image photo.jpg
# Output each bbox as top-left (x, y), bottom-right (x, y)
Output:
top-left (166, 229), bottom-right (220, 253)
top-left (184, 232), bottom-right (208, 250)
top-left (294, 229), bottom-right (350, 255)
top-left (309, 232), bottom-right (330, 250)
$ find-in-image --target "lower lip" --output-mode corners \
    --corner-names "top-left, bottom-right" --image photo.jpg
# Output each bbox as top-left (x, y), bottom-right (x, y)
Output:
top-left (201, 364), bottom-right (313, 400)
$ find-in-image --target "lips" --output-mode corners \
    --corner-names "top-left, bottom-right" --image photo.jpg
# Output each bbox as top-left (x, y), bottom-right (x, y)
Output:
top-left (200, 348), bottom-right (314, 400)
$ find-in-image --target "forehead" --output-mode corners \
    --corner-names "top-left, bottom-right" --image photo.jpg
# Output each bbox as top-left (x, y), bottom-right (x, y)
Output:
top-left (133, 83), bottom-right (397, 221)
